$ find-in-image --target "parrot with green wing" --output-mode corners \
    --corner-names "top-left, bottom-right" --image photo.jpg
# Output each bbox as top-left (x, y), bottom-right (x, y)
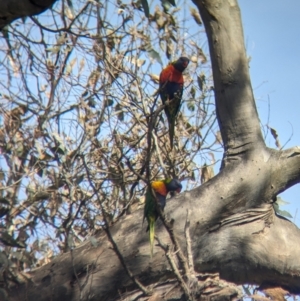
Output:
top-left (143, 178), bottom-right (182, 257)
top-left (159, 57), bottom-right (190, 149)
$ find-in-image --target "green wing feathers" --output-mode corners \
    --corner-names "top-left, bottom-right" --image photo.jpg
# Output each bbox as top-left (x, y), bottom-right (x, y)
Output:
top-left (143, 180), bottom-right (182, 256)
top-left (144, 187), bottom-right (159, 257)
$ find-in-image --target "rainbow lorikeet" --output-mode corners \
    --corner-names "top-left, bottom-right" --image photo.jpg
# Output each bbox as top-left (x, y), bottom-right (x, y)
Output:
top-left (159, 57), bottom-right (190, 149)
top-left (143, 178), bottom-right (182, 257)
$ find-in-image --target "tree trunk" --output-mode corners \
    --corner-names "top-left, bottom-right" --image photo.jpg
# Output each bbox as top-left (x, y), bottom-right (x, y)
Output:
top-left (0, 0), bottom-right (56, 30)
top-left (5, 0), bottom-right (300, 300)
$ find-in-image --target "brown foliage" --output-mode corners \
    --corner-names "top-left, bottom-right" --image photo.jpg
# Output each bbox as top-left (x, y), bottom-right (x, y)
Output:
top-left (0, 0), bottom-right (218, 291)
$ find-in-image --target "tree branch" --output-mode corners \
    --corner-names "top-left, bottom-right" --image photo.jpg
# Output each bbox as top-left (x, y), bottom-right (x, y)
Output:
top-left (0, 0), bottom-right (56, 30)
top-left (193, 0), bottom-right (265, 160)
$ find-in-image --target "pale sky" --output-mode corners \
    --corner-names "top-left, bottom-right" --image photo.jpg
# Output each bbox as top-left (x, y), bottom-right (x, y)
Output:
top-left (239, 0), bottom-right (300, 225)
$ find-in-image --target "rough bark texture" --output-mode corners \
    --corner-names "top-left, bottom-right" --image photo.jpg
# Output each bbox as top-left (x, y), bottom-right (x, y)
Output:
top-left (0, 0), bottom-right (56, 30)
top-left (4, 0), bottom-right (300, 300)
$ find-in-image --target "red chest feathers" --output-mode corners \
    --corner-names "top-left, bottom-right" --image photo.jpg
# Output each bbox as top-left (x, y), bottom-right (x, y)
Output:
top-left (160, 65), bottom-right (184, 85)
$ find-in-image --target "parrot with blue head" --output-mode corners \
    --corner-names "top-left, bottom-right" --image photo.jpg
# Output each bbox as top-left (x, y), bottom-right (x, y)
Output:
top-left (159, 57), bottom-right (190, 149)
top-left (143, 178), bottom-right (182, 256)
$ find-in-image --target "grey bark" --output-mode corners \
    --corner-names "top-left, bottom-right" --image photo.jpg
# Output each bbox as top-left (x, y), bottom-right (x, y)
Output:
top-left (5, 0), bottom-right (300, 300)
top-left (0, 0), bottom-right (56, 30)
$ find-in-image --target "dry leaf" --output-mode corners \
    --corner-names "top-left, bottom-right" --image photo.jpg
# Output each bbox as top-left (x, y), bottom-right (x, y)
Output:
top-left (268, 126), bottom-right (281, 149)
top-left (190, 7), bottom-right (202, 25)
top-left (201, 163), bottom-right (214, 183)
top-left (149, 74), bottom-right (160, 83)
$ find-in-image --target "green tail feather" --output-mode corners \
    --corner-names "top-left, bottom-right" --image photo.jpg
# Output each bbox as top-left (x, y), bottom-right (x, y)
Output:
top-left (149, 216), bottom-right (155, 257)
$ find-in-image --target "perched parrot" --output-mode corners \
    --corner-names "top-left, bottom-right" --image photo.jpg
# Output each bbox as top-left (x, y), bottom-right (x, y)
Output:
top-left (143, 178), bottom-right (182, 256)
top-left (159, 57), bottom-right (190, 149)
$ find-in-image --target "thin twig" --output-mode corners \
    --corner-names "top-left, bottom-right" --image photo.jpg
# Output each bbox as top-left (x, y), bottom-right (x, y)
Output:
top-left (152, 131), bottom-right (167, 174)
top-left (156, 236), bottom-right (192, 301)
top-left (150, 187), bottom-right (190, 278)
top-left (81, 155), bottom-right (151, 296)
top-left (70, 248), bottom-right (83, 300)
top-left (184, 210), bottom-right (195, 274)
